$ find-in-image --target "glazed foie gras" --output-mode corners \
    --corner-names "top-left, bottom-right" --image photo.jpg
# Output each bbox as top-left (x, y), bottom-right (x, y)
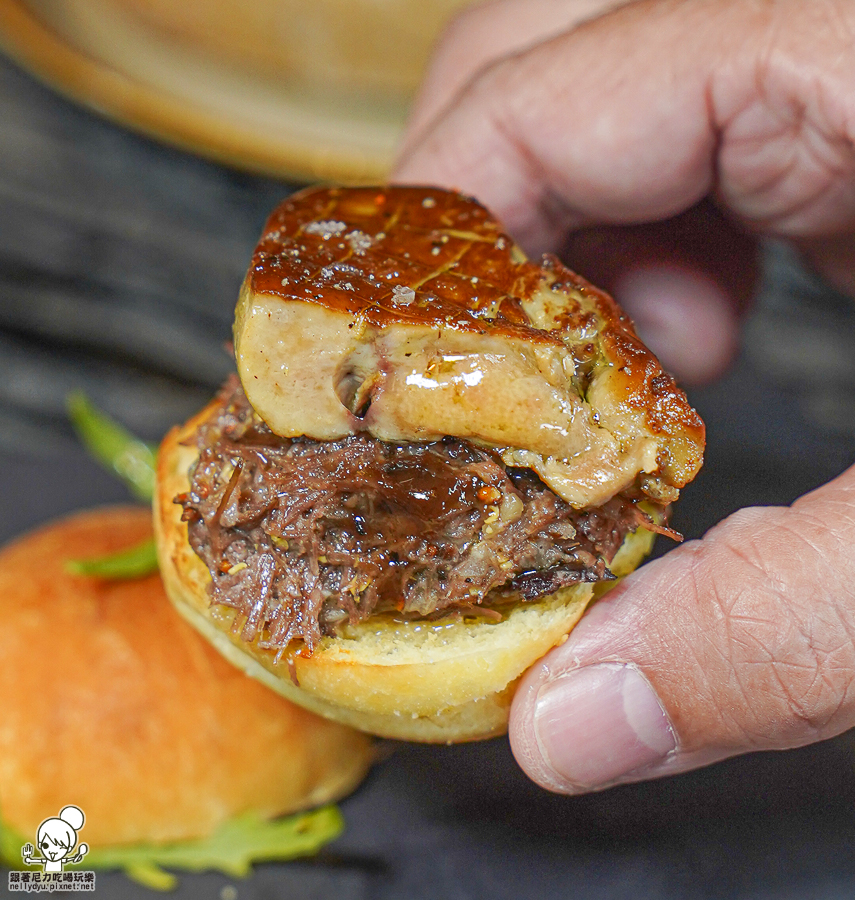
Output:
top-left (235, 186), bottom-right (703, 509)
top-left (156, 185), bottom-right (704, 742)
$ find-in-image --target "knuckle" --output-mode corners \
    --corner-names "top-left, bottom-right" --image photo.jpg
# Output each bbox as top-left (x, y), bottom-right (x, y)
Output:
top-left (695, 506), bottom-right (855, 745)
top-left (434, 2), bottom-right (494, 55)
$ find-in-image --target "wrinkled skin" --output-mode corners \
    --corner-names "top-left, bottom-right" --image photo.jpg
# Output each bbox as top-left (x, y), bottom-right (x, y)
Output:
top-left (394, 0), bottom-right (855, 793)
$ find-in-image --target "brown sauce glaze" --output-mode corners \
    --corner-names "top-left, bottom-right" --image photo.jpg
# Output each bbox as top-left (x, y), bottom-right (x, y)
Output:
top-left (251, 185), bottom-right (556, 345)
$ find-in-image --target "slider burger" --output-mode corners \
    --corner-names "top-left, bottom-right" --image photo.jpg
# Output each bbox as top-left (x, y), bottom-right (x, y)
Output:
top-left (155, 185), bottom-right (705, 743)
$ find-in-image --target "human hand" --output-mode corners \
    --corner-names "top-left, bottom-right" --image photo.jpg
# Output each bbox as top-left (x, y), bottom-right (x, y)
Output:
top-left (394, 0), bottom-right (855, 792)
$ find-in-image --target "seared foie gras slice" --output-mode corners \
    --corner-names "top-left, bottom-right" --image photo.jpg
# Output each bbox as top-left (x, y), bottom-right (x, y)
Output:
top-left (234, 185), bottom-right (704, 507)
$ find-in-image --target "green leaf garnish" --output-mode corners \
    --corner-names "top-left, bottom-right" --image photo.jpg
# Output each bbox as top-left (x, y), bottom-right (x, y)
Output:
top-left (1, 806), bottom-right (344, 891)
top-left (89, 806), bottom-right (344, 889)
top-left (0, 812), bottom-right (26, 869)
top-left (66, 537), bottom-right (159, 579)
top-left (67, 391), bottom-right (157, 502)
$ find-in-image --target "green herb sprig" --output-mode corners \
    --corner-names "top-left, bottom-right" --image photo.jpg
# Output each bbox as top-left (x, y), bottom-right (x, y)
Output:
top-left (65, 392), bottom-right (159, 578)
top-left (67, 391), bottom-right (157, 502)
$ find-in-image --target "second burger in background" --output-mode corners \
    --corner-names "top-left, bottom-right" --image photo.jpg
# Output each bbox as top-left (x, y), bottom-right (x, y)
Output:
top-left (0, 506), bottom-right (373, 886)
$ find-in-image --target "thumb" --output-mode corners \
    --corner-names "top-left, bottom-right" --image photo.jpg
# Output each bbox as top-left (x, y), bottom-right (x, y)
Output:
top-left (509, 463), bottom-right (855, 793)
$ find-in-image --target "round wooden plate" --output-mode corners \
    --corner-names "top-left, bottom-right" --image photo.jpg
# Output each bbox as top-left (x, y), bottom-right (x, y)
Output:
top-left (0, 0), bottom-right (467, 183)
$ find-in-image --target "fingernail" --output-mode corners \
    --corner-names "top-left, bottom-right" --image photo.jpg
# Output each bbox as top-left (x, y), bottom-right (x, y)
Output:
top-left (534, 663), bottom-right (676, 790)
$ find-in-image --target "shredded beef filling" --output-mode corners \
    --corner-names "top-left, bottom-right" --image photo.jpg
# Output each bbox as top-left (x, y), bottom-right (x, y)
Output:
top-left (178, 378), bottom-right (667, 652)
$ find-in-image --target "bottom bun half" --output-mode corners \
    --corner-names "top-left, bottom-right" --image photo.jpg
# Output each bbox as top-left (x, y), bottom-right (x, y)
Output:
top-left (155, 407), bottom-right (656, 743)
top-left (0, 506), bottom-right (373, 848)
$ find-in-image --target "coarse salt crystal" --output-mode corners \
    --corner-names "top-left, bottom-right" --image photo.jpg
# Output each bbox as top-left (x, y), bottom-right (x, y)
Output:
top-left (392, 285), bottom-right (416, 305)
top-left (346, 230), bottom-right (373, 254)
top-left (304, 220), bottom-right (346, 238)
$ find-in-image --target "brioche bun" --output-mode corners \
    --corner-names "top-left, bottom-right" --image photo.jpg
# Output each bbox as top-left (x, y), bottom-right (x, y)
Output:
top-left (154, 404), bottom-right (656, 743)
top-left (0, 507), bottom-right (373, 847)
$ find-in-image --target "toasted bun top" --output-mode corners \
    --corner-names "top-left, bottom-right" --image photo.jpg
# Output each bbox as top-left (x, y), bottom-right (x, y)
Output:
top-left (234, 185), bottom-right (704, 508)
top-left (0, 507), bottom-right (372, 847)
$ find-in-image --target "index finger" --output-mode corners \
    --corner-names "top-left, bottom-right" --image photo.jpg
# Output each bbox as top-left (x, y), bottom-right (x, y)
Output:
top-left (405, 0), bottom-right (637, 142)
top-left (394, 0), bottom-right (855, 256)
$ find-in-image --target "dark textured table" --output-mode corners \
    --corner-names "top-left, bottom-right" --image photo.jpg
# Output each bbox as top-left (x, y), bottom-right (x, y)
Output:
top-left (3, 50), bottom-right (855, 900)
